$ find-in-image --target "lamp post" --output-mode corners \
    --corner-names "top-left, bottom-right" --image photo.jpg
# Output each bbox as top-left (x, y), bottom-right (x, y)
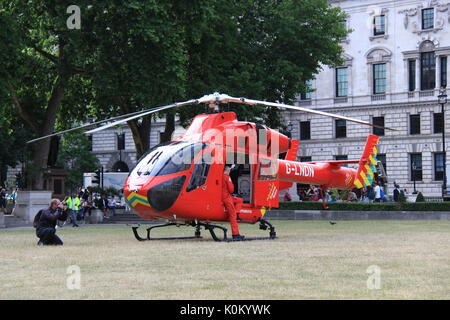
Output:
top-left (438, 87), bottom-right (448, 198)
top-left (116, 126), bottom-right (124, 168)
top-left (287, 121), bottom-right (293, 138)
top-left (412, 161), bottom-right (417, 194)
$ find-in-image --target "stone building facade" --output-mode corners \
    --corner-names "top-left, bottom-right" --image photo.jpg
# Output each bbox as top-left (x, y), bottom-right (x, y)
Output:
top-left (285, 0), bottom-right (450, 196)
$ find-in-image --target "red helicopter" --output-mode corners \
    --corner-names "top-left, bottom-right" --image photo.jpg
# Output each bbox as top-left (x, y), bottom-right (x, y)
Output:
top-left (29, 93), bottom-right (393, 241)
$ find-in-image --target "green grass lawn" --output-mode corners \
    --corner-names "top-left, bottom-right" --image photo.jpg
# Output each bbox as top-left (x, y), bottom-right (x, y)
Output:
top-left (0, 220), bottom-right (449, 300)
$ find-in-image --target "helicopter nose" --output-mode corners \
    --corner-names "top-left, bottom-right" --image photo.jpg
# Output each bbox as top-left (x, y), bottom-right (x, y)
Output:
top-left (147, 175), bottom-right (187, 211)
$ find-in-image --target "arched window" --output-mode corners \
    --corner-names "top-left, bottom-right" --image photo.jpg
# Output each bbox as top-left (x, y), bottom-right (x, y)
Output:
top-left (111, 161), bottom-right (130, 172)
top-left (365, 47), bottom-right (392, 96)
top-left (419, 40), bottom-right (436, 90)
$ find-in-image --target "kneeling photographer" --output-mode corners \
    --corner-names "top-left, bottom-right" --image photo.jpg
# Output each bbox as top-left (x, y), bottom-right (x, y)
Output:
top-left (34, 199), bottom-right (68, 246)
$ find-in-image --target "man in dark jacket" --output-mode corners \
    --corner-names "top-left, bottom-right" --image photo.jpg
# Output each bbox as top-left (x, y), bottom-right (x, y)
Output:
top-left (0, 188), bottom-right (7, 214)
top-left (36, 199), bottom-right (68, 246)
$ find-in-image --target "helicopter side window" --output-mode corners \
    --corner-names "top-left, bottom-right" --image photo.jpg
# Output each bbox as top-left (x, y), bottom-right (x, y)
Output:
top-left (186, 152), bottom-right (212, 192)
top-left (258, 158), bottom-right (278, 180)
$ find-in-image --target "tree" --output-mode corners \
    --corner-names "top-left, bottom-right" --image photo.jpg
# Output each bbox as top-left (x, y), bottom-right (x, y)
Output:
top-left (81, 0), bottom-right (347, 156)
top-left (0, 1), bottom-right (93, 189)
top-left (1, 0), bottom-right (348, 187)
top-left (178, 0), bottom-right (348, 132)
top-left (76, 0), bottom-right (213, 158)
top-left (56, 131), bottom-right (100, 193)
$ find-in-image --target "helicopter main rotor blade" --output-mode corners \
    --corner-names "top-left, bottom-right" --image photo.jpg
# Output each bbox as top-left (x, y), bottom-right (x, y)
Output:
top-left (26, 109), bottom-right (152, 144)
top-left (85, 98), bottom-right (199, 134)
top-left (223, 95), bottom-right (398, 131)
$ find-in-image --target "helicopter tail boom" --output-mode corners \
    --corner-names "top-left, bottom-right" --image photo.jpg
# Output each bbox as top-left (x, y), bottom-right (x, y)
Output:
top-left (277, 135), bottom-right (380, 190)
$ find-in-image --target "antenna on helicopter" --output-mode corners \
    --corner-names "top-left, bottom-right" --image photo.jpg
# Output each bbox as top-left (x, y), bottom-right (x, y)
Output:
top-left (208, 103), bottom-right (220, 113)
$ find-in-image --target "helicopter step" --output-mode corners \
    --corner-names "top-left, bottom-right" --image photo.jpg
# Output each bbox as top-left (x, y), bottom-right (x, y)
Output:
top-left (129, 219), bottom-right (276, 242)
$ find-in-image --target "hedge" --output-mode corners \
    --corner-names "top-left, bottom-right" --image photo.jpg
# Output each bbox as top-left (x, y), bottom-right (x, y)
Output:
top-left (277, 201), bottom-right (450, 211)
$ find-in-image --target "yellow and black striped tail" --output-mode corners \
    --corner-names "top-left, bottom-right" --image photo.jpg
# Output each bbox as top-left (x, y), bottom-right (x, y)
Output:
top-left (354, 135), bottom-right (380, 189)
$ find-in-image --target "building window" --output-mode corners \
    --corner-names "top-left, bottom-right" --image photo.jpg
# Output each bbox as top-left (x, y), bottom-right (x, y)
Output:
top-left (422, 8), bottom-right (434, 30)
top-left (117, 133), bottom-right (125, 150)
top-left (421, 52), bottom-right (436, 90)
top-left (410, 114), bottom-right (421, 135)
top-left (336, 67), bottom-right (348, 97)
top-left (378, 154), bottom-right (387, 173)
top-left (300, 156), bottom-right (312, 162)
top-left (87, 135), bottom-right (93, 152)
top-left (410, 153), bottom-right (423, 181)
top-left (409, 60), bottom-right (416, 92)
top-left (373, 64), bottom-right (386, 94)
top-left (300, 79), bottom-right (313, 100)
top-left (434, 153), bottom-right (445, 181)
top-left (340, 20), bottom-right (347, 40)
top-left (434, 113), bottom-right (444, 134)
top-left (373, 116), bottom-right (385, 136)
top-left (335, 155), bottom-right (348, 167)
top-left (300, 121), bottom-right (311, 140)
top-left (441, 56), bottom-right (447, 88)
top-left (335, 119), bottom-right (347, 138)
top-left (374, 15), bottom-right (385, 35)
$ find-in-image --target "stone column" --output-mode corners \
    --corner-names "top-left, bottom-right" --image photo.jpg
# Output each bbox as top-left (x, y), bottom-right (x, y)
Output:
top-left (436, 55), bottom-right (441, 90)
top-left (415, 58), bottom-right (421, 91)
top-left (288, 183), bottom-right (300, 201)
top-left (0, 212), bottom-right (5, 228)
top-left (447, 55), bottom-right (450, 88)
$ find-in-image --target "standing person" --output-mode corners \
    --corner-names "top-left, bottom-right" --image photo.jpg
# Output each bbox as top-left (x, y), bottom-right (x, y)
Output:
top-left (66, 193), bottom-right (80, 227)
top-left (367, 185), bottom-right (375, 203)
top-left (83, 195), bottom-right (95, 218)
top-left (222, 165), bottom-right (244, 241)
top-left (34, 199), bottom-right (68, 246)
top-left (0, 188), bottom-right (7, 214)
top-left (98, 194), bottom-right (109, 219)
top-left (393, 183), bottom-right (401, 202)
top-left (81, 188), bottom-right (90, 201)
top-left (374, 183), bottom-right (382, 203)
top-left (10, 188), bottom-right (18, 215)
top-left (306, 186), bottom-right (314, 201)
top-left (108, 195), bottom-right (116, 217)
top-left (283, 190), bottom-right (292, 202)
top-left (121, 196), bottom-right (131, 212)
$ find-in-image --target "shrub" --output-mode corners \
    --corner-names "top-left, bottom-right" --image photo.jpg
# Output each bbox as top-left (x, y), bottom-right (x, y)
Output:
top-left (277, 201), bottom-right (450, 211)
top-left (415, 192), bottom-right (425, 203)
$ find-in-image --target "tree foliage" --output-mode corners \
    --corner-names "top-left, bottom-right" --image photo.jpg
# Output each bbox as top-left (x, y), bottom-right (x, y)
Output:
top-left (0, 0), bottom-right (348, 189)
top-left (56, 131), bottom-right (100, 192)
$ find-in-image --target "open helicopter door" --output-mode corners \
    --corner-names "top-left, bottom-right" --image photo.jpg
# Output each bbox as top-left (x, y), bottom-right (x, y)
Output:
top-left (253, 157), bottom-right (279, 208)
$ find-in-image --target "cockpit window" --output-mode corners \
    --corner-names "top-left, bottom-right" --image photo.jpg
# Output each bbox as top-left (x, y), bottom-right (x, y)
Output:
top-left (130, 142), bottom-right (206, 177)
top-left (186, 152), bottom-right (212, 192)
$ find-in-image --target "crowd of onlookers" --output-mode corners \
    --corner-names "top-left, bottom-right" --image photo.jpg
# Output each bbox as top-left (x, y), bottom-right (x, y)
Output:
top-left (0, 187), bottom-right (18, 214)
top-left (283, 182), bottom-right (406, 203)
top-left (61, 187), bottom-right (130, 227)
top-left (0, 185), bottom-right (131, 226)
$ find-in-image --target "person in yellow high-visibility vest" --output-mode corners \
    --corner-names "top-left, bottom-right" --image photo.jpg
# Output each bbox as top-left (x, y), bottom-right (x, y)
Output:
top-left (66, 193), bottom-right (80, 227)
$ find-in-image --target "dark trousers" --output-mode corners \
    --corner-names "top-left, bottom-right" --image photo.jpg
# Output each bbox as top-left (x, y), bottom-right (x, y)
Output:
top-left (36, 227), bottom-right (63, 245)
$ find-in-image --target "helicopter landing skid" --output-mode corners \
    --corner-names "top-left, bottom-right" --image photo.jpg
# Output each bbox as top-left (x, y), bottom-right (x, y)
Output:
top-left (129, 219), bottom-right (276, 242)
top-left (130, 223), bottom-right (203, 241)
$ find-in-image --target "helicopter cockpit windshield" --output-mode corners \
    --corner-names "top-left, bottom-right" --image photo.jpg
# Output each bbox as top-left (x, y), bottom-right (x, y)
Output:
top-left (130, 141), bottom-right (207, 178)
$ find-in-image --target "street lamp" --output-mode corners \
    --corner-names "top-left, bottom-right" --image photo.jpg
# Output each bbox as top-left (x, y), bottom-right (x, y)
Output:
top-left (412, 161), bottom-right (417, 194)
top-left (438, 87), bottom-right (448, 198)
top-left (287, 121), bottom-right (293, 138)
top-left (116, 126), bottom-right (124, 167)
